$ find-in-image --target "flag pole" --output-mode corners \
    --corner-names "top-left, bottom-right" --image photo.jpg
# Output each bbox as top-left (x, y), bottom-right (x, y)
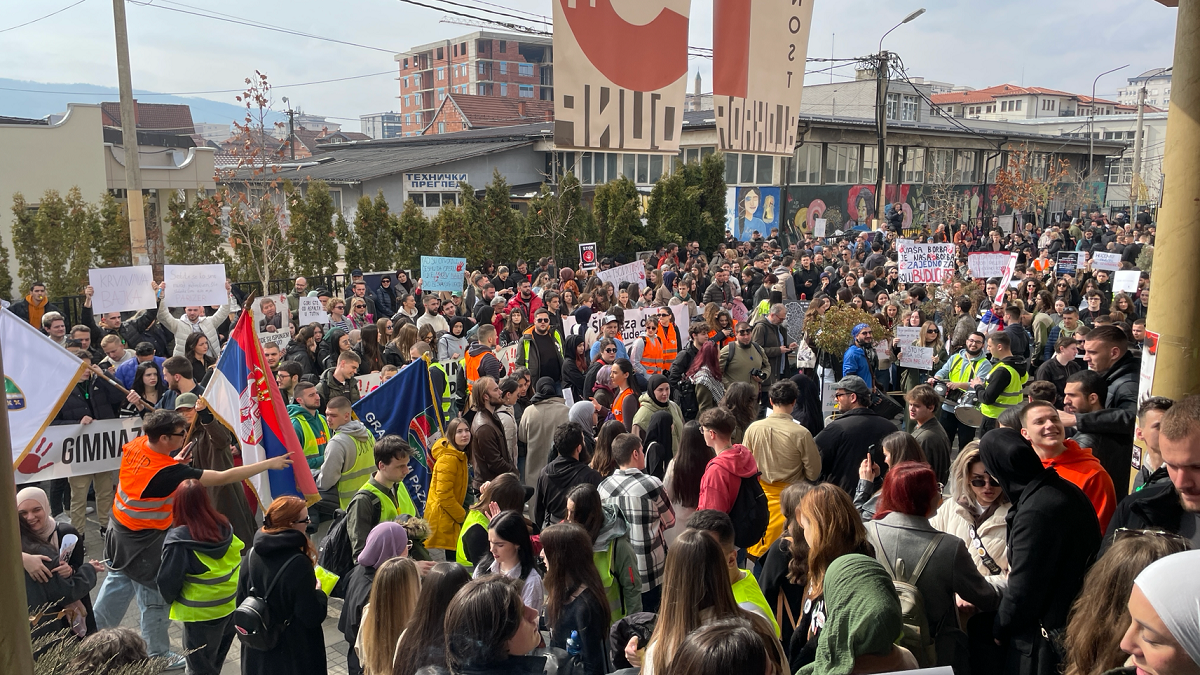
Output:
top-left (0, 334), bottom-right (36, 674)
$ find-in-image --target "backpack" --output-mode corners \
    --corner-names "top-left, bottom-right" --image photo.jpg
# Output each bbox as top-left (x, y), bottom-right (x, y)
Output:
top-left (867, 522), bottom-right (943, 668)
top-left (728, 472), bottom-right (769, 550)
top-left (233, 550), bottom-right (305, 651)
top-left (673, 378), bottom-right (699, 421)
top-left (316, 508), bottom-right (354, 583)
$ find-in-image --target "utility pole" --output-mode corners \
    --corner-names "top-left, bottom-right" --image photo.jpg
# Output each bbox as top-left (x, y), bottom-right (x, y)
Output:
top-left (1130, 85), bottom-right (1147, 217)
top-left (282, 97), bottom-right (296, 161)
top-left (874, 50), bottom-right (890, 231)
top-left (112, 0), bottom-right (150, 268)
top-left (1146, 0), bottom-right (1200, 400)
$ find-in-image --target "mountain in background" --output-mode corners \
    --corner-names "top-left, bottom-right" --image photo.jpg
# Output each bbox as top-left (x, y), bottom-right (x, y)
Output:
top-left (0, 78), bottom-right (283, 129)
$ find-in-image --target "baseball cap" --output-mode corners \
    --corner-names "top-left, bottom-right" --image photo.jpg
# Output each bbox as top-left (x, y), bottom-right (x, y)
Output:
top-left (603, 314), bottom-right (619, 325)
top-left (833, 376), bottom-right (871, 399)
top-left (175, 393), bottom-right (199, 409)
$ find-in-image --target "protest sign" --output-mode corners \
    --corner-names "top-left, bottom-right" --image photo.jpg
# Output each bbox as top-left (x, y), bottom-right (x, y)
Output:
top-left (1056, 252), bottom-right (1080, 276)
top-left (1132, 329), bottom-right (1160, 471)
top-left (420, 256), bottom-right (467, 293)
top-left (967, 252), bottom-right (1012, 280)
top-left (163, 264), bottom-right (227, 307)
top-left (813, 218), bottom-right (827, 238)
top-left (440, 359), bottom-right (463, 399)
top-left (15, 418), bottom-right (142, 482)
top-left (895, 327), bottom-right (921, 345)
top-left (562, 315), bottom-right (578, 339)
top-left (993, 252), bottom-right (1020, 306)
top-left (898, 243), bottom-right (956, 284)
top-left (89, 266), bottom-right (156, 314)
top-left (298, 296), bottom-right (328, 326)
top-left (899, 345), bottom-right (934, 370)
top-left (356, 372), bottom-right (383, 399)
top-left (597, 260), bottom-right (647, 292)
top-left (669, 305), bottom-right (691, 345)
top-left (998, 215), bottom-right (1014, 233)
top-left (579, 242), bottom-right (598, 270)
top-left (1113, 270), bottom-right (1141, 296)
top-left (253, 294), bottom-right (291, 349)
top-left (1092, 252), bottom-right (1122, 271)
top-left (496, 343), bottom-right (520, 373)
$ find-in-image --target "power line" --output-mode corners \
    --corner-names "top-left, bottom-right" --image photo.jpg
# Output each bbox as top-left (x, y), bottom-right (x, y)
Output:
top-left (127, 0), bottom-right (401, 54)
top-left (0, 0), bottom-right (89, 34)
top-left (0, 70), bottom-right (395, 97)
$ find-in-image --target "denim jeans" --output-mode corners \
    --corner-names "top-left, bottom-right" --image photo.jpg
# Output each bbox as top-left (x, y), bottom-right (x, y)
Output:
top-left (93, 567), bottom-right (172, 657)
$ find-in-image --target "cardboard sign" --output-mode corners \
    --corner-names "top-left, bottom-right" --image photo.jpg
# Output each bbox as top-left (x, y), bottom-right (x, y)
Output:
top-left (1112, 270), bottom-right (1141, 297)
top-left (597, 260), bottom-right (647, 292)
top-left (994, 252), bottom-right (1020, 306)
top-left (163, 264), bottom-right (227, 307)
top-left (579, 242), bottom-right (598, 270)
top-left (967, 252), bottom-right (1012, 280)
top-left (1055, 252), bottom-right (1080, 276)
top-left (895, 327), bottom-right (921, 345)
top-left (14, 418), bottom-right (142, 482)
top-left (356, 372), bottom-right (383, 398)
top-left (420, 256), bottom-right (467, 293)
top-left (89, 266), bottom-right (156, 314)
top-left (1092, 252), bottom-right (1122, 271)
top-left (252, 294), bottom-right (291, 351)
top-left (899, 345), bottom-right (934, 370)
top-left (298, 296), bottom-right (328, 326)
top-left (496, 343), bottom-right (520, 374)
top-left (898, 243), bottom-right (956, 284)
top-left (440, 359), bottom-right (463, 399)
top-left (997, 215), bottom-right (1014, 233)
top-left (813, 218), bottom-right (827, 238)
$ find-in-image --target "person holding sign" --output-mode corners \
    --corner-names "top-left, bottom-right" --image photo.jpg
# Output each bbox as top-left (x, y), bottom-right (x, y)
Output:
top-left (155, 279), bottom-right (232, 359)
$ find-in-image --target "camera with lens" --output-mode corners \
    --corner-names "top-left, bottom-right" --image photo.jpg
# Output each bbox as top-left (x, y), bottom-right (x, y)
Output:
top-left (750, 369), bottom-right (767, 380)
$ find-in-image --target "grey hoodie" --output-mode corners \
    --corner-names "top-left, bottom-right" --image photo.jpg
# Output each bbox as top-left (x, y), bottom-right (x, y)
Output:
top-left (595, 504), bottom-right (643, 618)
top-left (318, 420), bottom-right (375, 491)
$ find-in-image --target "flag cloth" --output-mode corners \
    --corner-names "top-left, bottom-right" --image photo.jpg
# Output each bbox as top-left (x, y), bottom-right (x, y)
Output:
top-left (353, 358), bottom-right (441, 514)
top-left (5, 308), bottom-right (88, 468)
top-left (204, 309), bottom-right (318, 506)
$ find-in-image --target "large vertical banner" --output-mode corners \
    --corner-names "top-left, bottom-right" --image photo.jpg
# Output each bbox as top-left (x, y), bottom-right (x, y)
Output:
top-left (713, 0), bottom-right (815, 155)
top-left (553, 0), bottom-right (691, 153)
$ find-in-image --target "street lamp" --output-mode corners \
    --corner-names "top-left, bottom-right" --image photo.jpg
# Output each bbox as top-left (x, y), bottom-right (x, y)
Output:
top-left (874, 8), bottom-right (925, 231)
top-left (1088, 64), bottom-right (1129, 177)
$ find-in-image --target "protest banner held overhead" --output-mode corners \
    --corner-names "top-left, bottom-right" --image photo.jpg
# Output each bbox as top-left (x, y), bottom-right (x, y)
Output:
top-left (597, 260), bottom-right (647, 292)
top-left (898, 242), bottom-right (956, 284)
top-left (421, 256), bottom-right (467, 293)
top-left (1092, 252), bottom-right (1122, 271)
top-left (253, 294), bottom-right (292, 349)
top-left (1113, 270), bottom-right (1141, 297)
top-left (163, 264), bottom-right (228, 307)
top-left (89, 265), bottom-right (157, 314)
top-left (967, 252), bottom-right (1012, 280)
top-left (298, 296), bottom-right (328, 326)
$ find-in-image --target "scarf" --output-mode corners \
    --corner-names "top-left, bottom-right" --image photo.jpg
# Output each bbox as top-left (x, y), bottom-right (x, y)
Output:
top-left (25, 294), bottom-right (48, 329)
top-left (356, 521), bottom-right (408, 568)
top-left (690, 366), bottom-right (725, 403)
top-left (799, 554), bottom-right (903, 675)
top-left (1135, 550), bottom-right (1200, 665)
top-left (16, 486), bottom-right (59, 549)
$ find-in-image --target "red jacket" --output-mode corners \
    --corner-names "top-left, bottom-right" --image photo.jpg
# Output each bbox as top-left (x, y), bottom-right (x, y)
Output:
top-left (504, 293), bottom-right (543, 323)
top-left (1042, 439), bottom-right (1116, 533)
top-left (698, 444), bottom-right (759, 514)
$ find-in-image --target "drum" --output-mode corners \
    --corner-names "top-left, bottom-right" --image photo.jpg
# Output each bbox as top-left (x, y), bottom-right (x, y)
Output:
top-left (933, 380), bottom-right (964, 405)
top-left (954, 391), bottom-right (984, 428)
top-left (870, 391), bottom-right (905, 421)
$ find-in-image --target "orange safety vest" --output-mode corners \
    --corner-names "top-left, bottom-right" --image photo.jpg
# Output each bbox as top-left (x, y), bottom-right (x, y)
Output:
top-left (112, 435), bottom-right (181, 531)
top-left (613, 387), bottom-right (634, 423)
top-left (657, 323), bottom-right (680, 365)
top-left (465, 350), bottom-right (487, 394)
top-left (639, 335), bottom-right (666, 376)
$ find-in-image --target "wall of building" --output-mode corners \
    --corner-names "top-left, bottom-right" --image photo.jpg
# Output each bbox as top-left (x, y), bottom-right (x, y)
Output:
top-left (361, 145), bottom-right (547, 216)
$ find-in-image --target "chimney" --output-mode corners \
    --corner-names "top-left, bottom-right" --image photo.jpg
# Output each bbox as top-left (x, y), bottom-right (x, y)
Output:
top-left (518, 101), bottom-right (527, 118)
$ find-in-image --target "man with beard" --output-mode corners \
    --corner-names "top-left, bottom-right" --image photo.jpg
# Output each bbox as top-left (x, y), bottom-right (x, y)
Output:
top-left (1058, 325), bottom-right (1139, 498)
top-left (971, 330), bottom-right (1028, 434)
top-left (841, 323), bottom-right (875, 388)
top-left (505, 277), bottom-right (543, 322)
top-left (930, 331), bottom-right (992, 450)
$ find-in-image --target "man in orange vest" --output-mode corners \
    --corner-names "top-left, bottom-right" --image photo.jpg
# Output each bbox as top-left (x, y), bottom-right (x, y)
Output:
top-left (463, 323), bottom-right (505, 397)
top-left (93, 409), bottom-right (291, 665)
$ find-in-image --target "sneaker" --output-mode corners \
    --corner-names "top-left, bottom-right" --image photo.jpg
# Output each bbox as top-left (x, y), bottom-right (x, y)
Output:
top-left (99, 526), bottom-right (108, 540)
top-left (86, 506), bottom-right (95, 514)
top-left (161, 652), bottom-right (187, 671)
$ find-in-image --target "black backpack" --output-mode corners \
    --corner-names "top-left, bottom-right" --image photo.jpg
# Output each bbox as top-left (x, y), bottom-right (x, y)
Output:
top-left (233, 551), bottom-right (304, 651)
top-left (316, 508), bottom-right (354, 581)
top-left (673, 379), bottom-right (699, 422)
top-left (728, 472), bottom-right (770, 550)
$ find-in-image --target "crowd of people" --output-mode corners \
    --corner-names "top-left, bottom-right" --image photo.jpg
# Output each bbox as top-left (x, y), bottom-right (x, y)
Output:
top-left (15, 206), bottom-right (1200, 675)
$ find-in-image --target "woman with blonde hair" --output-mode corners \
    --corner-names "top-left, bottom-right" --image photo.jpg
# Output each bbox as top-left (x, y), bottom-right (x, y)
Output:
top-left (383, 323), bottom-right (418, 368)
top-left (425, 418), bottom-right (471, 559)
top-left (1061, 533), bottom-right (1191, 675)
top-left (930, 442), bottom-right (1010, 576)
top-left (356, 557), bottom-right (420, 675)
top-left (899, 320), bottom-right (946, 395)
top-left (793, 483), bottom-right (874, 668)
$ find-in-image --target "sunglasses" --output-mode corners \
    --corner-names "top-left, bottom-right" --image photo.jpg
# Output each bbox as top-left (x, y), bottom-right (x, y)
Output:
top-left (970, 475), bottom-right (1000, 488)
top-left (294, 517), bottom-right (312, 525)
top-left (926, 329), bottom-right (939, 335)
top-left (1114, 527), bottom-right (1189, 543)
top-left (603, 348), bottom-right (616, 353)
top-left (535, 318), bottom-right (550, 323)
top-left (658, 313), bottom-right (671, 318)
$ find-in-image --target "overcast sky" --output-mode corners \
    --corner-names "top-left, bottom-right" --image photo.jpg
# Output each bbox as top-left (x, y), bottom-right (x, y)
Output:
top-left (0, 0), bottom-right (1178, 131)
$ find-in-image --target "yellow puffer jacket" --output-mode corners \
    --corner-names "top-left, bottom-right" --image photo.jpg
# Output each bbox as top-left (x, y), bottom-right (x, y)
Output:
top-left (424, 437), bottom-right (469, 551)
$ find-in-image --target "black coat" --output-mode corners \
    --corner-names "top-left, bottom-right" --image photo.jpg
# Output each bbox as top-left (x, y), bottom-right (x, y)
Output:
top-left (561, 334), bottom-right (588, 402)
top-left (1074, 350), bottom-right (1140, 499)
top-left (53, 376), bottom-right (124, 424)
top-left (1103, 481), bottom-right (1185, 552)
top-left (980, 429), bottom-right (1101, 675)
top-left (814, 407), bottom-right (894, 494)
top-left (24, 522), bottom-right (98, 645)
top-left (535, 455), bottom-right (602, 529)
top-left (9, 298), bottom-right (62, 325)
top-left (237, 529), bottom-right (328, 675)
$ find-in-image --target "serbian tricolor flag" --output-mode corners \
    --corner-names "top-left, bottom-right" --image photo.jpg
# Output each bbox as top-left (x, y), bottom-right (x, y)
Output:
top-left (203, 308), bottom-right (319, 507)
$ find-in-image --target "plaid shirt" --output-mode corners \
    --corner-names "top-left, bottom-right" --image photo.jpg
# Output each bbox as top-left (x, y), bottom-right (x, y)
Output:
top-left (599, 468), bottom-right (675, 593)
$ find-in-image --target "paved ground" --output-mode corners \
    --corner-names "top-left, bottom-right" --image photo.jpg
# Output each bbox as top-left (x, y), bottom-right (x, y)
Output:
top-left (69, 509), bottom-right (351, 675)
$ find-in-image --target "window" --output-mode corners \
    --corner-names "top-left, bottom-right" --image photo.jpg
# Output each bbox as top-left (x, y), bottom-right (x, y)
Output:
top-left (519, 63), bottom-right (533, 77)
top-left (756, 155), bottom-right (773, 183)
top-left (403, 58), bottom-right (409, 68)
top-left (438, 67), bottom-right (444, 80)
top-left (927, 148), bottom-right (953, 183)
top-left (649, 155), bottom-right (663, 183)
top-left (607, 154), bottom-right (618, 183)
top-left (500, 83), bottom-right (508, 96)
top-left (436, 47), bottom-right (444, 60)
top-left (636, 154), bottom-right (649, 184)
top-left (903, 148), bottom-right (925, 183)
top-left (438, 122), bottom-right (445, 133)
top-left (478, 62), bottom-right (486, 75)
top-left (1107, 157), bottom-right (1133, 185)
top-left (414, 74), bottom-right (422, 88)
top-left (453, 43), bottom-right (458, 57)
top-left (985, 152), bottom-right (1003, 182)
top-left (500, 61), bottom-right (508, 74)
top-left (403, 96), bottom-right (410, 107)
top-left (954, 150), bottom-right (977, 183)
top-left (519, 84), bottom-right (534, 98)
top-left (886, 92), bottom-right (900, 120)
top-left (902, 95), bottom-right (919, 121)
top-left (986, 104), bottom-right (995, 113)
top-left (403, 77), bottom-right (409, 88)
top-left (1126, 130), bottom-right (1137, 139)
top-left (438, 87), bottom-right (445, 101)
top-left (726, 153), bottom-right (738, 184)
top-left (409, 193), bottom-right (424, 207)
top-left (823, 144), bottom-right (859, 184)
top-left (582, 152), bottom-right (593, 183)
top-left (499, 40), bottom-right (506, 52)
top-left (425, 193), bottom-right (441, 208)
top-left (861, 145), bottom-right (878, 184)
top-left (1015, 100), bottom-right (1022, 111)
top-left (1030, 153), bottom-right (1049, 180)
top-left (740, 154), bottom-right (755, 184)
top-left (623, 154), bottom-right (636, 181)
top-left (792, 144), bottom-right (821, 184)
